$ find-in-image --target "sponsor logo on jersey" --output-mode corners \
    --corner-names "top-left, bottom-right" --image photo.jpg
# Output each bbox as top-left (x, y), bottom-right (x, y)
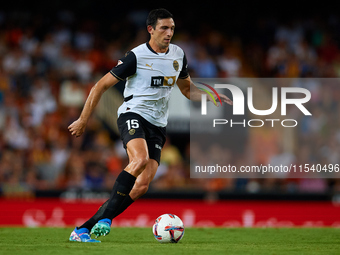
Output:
top-left (164, 76), bottom-right (176, 86)
top-left (151, 76), bottom-right (164, 86)
top-left (151, 76), bottom-right (176, 87)
top-left (146, 63), bottom-right (153, 69)
top-left (155, 144), bottom-right (162, 150)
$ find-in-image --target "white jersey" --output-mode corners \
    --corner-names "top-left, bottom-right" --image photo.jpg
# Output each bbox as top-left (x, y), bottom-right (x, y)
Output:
top-left (110, 42), bottom-right (189, 127)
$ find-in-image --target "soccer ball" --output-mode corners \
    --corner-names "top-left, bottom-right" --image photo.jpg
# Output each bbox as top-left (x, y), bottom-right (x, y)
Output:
top-left (152, 214), bottom-right (184, 243)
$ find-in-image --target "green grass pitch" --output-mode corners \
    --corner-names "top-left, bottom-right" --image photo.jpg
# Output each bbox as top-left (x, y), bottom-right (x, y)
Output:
top-left (0, 227), bottom-right (339, 255)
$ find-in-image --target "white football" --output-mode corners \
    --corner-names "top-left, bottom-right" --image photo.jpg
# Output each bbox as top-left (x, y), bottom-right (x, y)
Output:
top-left (152, 214), bottom-right (185, 243)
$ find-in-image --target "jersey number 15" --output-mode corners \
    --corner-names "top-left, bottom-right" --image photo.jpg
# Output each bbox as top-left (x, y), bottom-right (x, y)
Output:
top-left (126, 119), bottom-right (139, 130)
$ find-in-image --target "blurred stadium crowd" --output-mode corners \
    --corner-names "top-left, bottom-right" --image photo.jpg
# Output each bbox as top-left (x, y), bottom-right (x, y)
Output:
top-left (0, 8), bottom-right (340, 197)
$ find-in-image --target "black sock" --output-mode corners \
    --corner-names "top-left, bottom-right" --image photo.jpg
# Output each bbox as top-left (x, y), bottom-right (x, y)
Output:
top-left (78, 195), bottom-right (135, 231)
top-left (78, 199), bottom-right (109, 231)
top-left (112, 195), bottom-right (134, 218)
top-left (100, 170), bottom-right (136, 220)
top-left (78, 171), bottom-right (136, 230)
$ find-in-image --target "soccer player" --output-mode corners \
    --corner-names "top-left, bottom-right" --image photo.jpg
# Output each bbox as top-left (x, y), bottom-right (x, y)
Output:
top-left (68, 8), bottom-right (232, 242)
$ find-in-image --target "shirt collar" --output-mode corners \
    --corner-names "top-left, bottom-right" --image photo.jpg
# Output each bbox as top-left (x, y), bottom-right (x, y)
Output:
top-left (146, 42), bottom-right (170, 55)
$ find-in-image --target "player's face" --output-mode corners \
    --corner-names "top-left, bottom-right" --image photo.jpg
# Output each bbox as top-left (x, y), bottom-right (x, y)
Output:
top-left (150, 18), bottom-right (175, 50)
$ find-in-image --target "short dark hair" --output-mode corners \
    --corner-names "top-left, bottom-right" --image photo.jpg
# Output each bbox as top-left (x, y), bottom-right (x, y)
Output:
top-left (146, 8), bottom-right (173, 29)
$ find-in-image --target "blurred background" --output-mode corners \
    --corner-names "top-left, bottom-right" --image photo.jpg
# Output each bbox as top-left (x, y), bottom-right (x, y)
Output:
top-left (0, 1), bottom-right (340, 204)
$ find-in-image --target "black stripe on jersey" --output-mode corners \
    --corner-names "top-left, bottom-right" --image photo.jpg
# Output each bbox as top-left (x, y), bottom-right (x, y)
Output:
top-left (110, 51), bottom-right (137, 80)
top-left (178, 53), bottom-right (189, 79)
top-left (124, 95), bottom-right (133, 102)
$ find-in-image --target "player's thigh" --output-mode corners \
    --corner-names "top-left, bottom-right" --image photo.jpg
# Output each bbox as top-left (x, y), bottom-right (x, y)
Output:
top-left (124, 138), bottom-right (149, 177)
top-left (126, 138), bottom-right (149, 161)
top-left (118, 113), bottom-right (150, 175)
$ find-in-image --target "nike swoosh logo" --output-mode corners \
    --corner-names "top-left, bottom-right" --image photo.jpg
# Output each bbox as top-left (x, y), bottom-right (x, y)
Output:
top-left (146, 63), bottom-right (153, 69)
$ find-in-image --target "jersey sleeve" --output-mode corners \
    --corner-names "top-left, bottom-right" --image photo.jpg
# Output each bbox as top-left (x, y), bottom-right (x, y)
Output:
top-left (110, 51), bottom-right (137, 81)
top-left (178, 52), bottom-right (189, 79)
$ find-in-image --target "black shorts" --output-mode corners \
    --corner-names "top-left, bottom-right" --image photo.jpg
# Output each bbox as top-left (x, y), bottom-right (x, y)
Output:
top-left (117, 112), bottom-right (166, 165)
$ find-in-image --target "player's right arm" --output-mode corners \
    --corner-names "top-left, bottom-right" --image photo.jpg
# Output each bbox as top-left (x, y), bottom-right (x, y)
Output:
top-left (69, 51), bottom-right (137, 137)
top-left (68, 73), bottom-right (119, 137)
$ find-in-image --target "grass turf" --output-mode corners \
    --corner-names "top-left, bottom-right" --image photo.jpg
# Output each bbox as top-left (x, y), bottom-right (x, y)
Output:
top-left (0, 227), bottom-right (339, 255)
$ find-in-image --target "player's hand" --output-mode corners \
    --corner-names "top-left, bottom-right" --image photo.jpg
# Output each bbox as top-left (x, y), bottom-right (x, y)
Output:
top-left (68, 118), bottom-right (87, 137)
top-left (208, 93), bottom-right (233, 106)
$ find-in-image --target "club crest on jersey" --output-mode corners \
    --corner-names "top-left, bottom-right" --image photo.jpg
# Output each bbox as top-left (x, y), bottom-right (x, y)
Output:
top-left (173, 60), bottom-right (179, 71)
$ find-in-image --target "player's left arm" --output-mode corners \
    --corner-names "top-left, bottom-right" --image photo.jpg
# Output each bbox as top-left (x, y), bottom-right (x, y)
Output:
top-left (177, 76), bottom-right (233, 105)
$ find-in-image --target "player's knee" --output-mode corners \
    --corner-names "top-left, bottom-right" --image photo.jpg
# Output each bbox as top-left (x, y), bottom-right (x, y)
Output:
top-left (137, 156), bottom-right (149, 170)
top-left (135, 183), bottom-right (149, 197)
top-left (131, 156), bottom-right (149, 174)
